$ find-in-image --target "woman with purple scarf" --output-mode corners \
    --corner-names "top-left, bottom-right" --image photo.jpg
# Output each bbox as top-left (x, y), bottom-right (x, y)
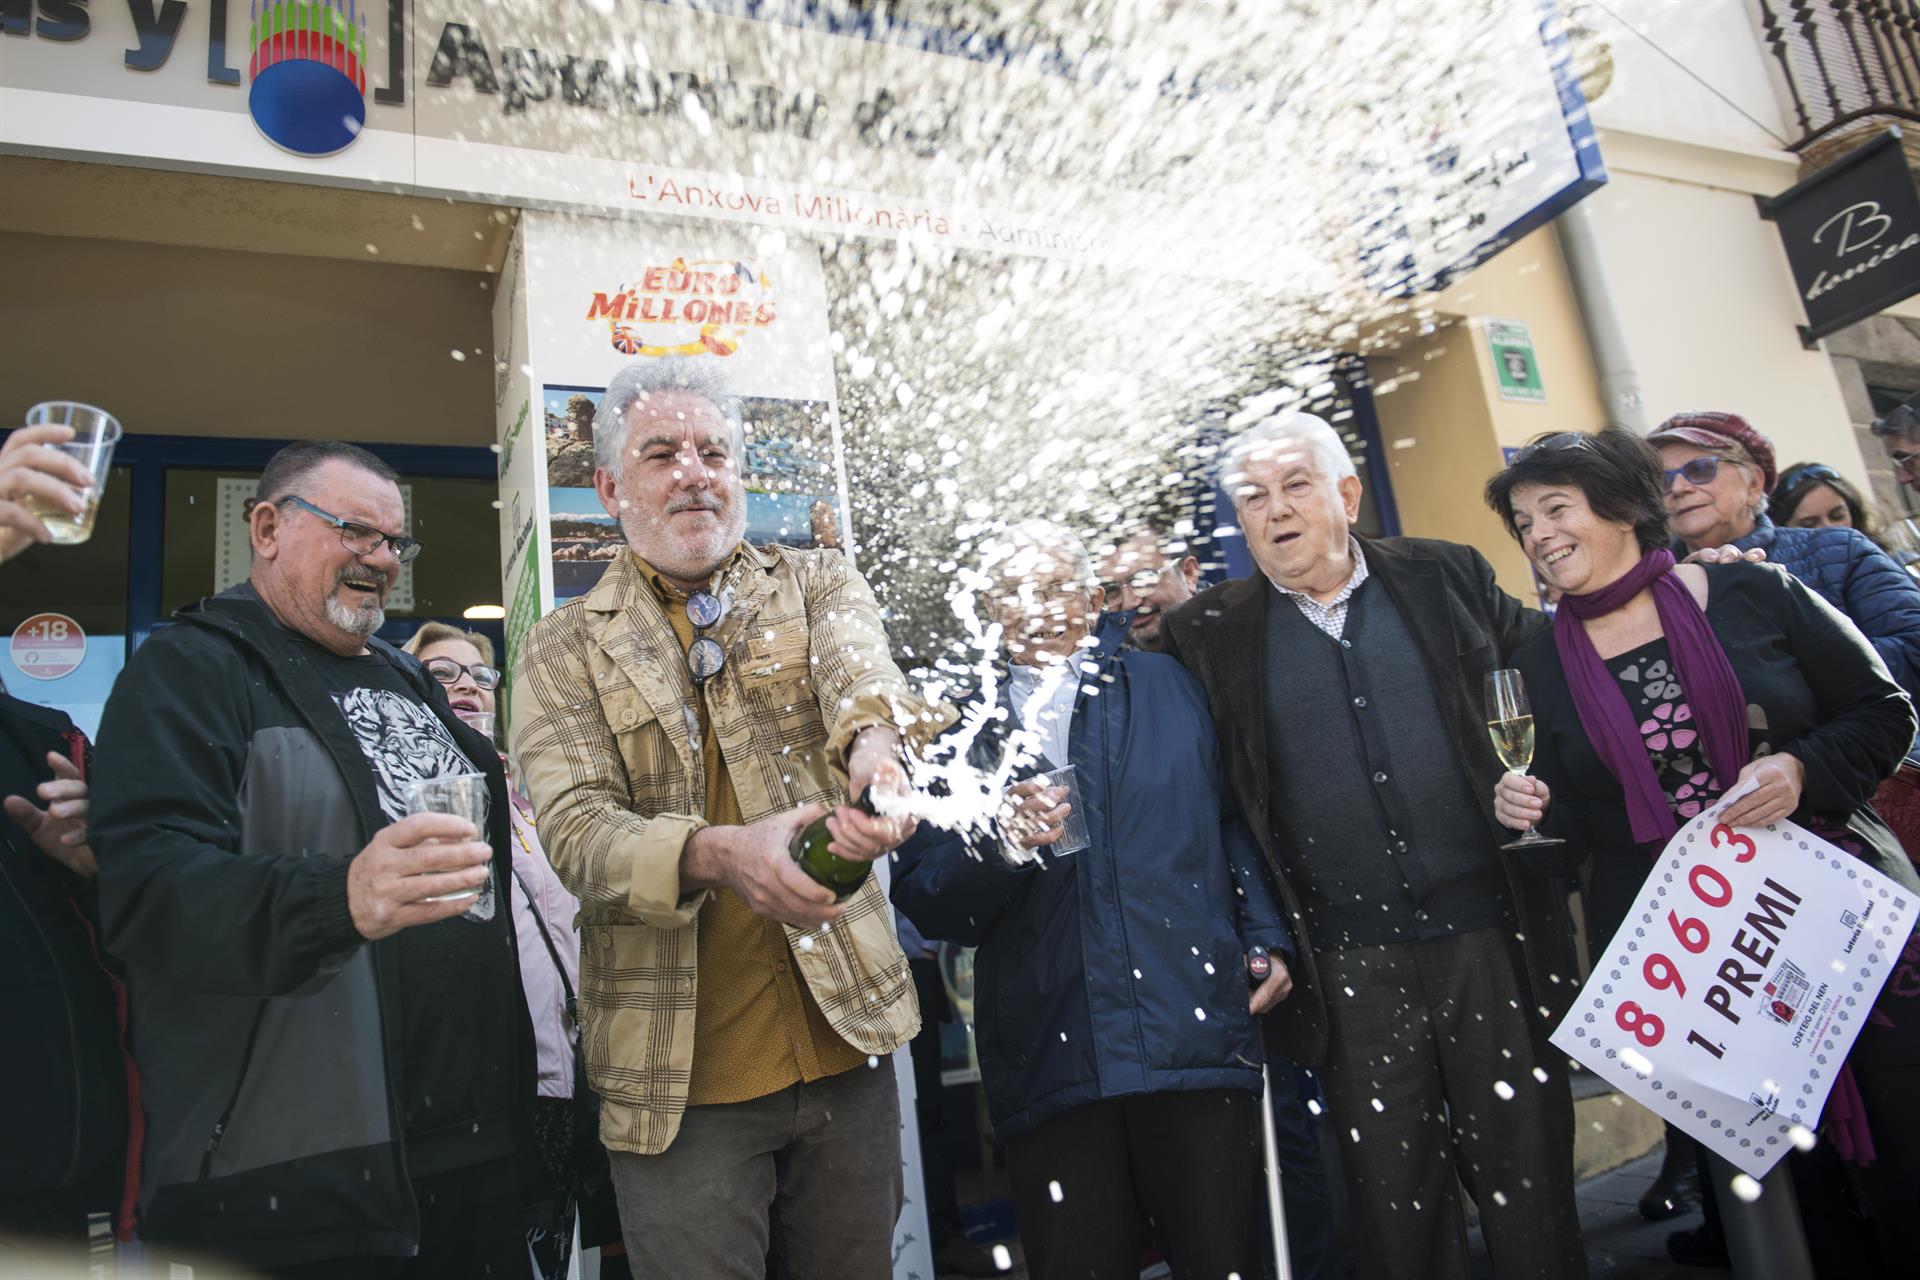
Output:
top-left (1483, 427), bottom-right (1920, 1276)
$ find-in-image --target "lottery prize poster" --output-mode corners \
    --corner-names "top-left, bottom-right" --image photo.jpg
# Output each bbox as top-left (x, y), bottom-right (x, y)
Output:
top-left (1551, 789), bottom-right (1917, 1178)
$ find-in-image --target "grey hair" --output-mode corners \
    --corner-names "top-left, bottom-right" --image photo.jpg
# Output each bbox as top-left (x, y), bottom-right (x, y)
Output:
top-left (591, 356), bottom-right (746, 477)
top-left (988, 519), bottom-right (1095, 587)
top-left (1220, 410), bottom-right (1356, 505)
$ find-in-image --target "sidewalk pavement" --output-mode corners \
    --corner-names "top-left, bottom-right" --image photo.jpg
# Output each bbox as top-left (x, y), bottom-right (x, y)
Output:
top-left (946, 1149), bottom-right (1729, 1280)
top-left (1470, 1149), bottom-right (1727, 1280)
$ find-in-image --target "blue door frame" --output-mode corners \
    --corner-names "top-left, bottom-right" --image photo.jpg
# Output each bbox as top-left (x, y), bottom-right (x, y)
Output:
top-left (115, 435), bottom-right (500, 651)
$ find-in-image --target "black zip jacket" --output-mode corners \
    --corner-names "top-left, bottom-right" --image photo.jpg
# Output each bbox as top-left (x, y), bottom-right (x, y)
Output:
top-left (88, 586), bottom-right (536, 1269)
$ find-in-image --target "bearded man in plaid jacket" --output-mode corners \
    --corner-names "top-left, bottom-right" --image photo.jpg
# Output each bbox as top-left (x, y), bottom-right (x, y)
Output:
top-left (512, 358), bottom-right (946, 1278)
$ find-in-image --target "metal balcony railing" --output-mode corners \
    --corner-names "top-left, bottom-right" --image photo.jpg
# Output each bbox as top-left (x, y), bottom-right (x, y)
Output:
top-left (1754, 0), bottom-right (1920, 157)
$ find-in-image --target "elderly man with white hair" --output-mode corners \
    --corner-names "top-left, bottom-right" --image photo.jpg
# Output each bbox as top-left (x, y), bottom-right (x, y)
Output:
top-left (511, 357), bottom-right (947, 1278)
top-left (892, 519), bottom-right (1294, 1280)
top-left (1159, 410), bottom-right (1589, 1280)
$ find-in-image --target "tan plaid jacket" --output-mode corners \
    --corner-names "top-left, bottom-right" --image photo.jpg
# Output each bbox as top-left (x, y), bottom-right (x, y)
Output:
top-left (510, 543), bottom-right (946, 1154)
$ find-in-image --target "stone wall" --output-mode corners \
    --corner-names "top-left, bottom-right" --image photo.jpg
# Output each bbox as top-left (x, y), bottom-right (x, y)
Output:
top-left (1823, 315), bottom-right (1920, 521)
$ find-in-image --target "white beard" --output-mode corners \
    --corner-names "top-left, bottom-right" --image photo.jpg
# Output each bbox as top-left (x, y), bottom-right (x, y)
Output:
top-left (622, 504), bottom-right (747, 581)
top-left (326, 594), bottom-right (385, 637)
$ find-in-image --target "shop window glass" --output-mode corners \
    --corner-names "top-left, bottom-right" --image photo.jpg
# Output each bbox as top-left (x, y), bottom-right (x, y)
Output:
top-left (160, 469), bottom-right (502, 621)
top-left (0, 464), bottom-right (131, 737)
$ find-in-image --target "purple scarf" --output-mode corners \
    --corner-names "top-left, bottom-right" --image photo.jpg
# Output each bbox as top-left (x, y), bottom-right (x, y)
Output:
top-left (1555, 549), bottom-right (1749, 844)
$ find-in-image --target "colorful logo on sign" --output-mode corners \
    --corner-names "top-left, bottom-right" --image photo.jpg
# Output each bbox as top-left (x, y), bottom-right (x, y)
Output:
top-left (248, 0), bottom-right (370, 158)
top-left (585, 259), bottom-right (777, 358)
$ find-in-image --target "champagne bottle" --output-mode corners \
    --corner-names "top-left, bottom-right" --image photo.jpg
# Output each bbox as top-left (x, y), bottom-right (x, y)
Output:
top-left (790, 788), bottom-right (878, 900)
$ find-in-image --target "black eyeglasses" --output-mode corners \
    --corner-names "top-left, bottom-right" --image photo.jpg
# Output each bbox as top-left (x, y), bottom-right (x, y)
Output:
top-left (685, 589), bottom-right (728, 684)
top-left (1663, 456), bottom-right (1732, 491)
top-left (1890, 449), bottom-right (1920, 474)
top-left (424, 657), bottom-right (501, 691)
top-left (274, 495), bottom-right (423, 564)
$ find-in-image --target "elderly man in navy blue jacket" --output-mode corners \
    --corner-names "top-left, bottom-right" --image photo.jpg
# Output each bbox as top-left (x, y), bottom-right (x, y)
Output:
top-left (893, 521), bottom-right (1292, 1280)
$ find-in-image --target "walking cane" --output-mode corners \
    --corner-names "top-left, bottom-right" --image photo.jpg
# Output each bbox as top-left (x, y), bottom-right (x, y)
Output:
top-left (1259, 1062), bottom-right (1294, 1280)
top-left (1249, 946), bottom-right (1293, 1280)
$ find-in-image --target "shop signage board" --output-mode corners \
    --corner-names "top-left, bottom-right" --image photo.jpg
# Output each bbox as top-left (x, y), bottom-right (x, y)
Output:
top-left (513, 211), bottom-right (846, 605)
top-left (0, 0), bottom-right (1602, 290)
top-left (9, 611), bottom-right (85, 680)
top-left (1759, 129), bottom-right (1920, 342)
top-left (492, 217), bottom-right (543, 671)
top-left (4, 611), bottom-right (123, 738)
top-left (1550, 786), bottom-right (1918, 1179)
top-left (1488, 319), bottom-right (1547, 403)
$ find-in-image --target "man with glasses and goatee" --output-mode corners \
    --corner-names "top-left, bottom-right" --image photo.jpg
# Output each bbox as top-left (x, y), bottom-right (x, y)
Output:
top-left (88, 440), bottom-right (536, 1277)
top-left (511, 358), bottom-right (945, 1279)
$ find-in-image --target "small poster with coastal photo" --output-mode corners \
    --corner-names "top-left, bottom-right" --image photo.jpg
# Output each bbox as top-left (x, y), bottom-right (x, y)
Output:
top-left (544, 384), bottom-right (849, 600)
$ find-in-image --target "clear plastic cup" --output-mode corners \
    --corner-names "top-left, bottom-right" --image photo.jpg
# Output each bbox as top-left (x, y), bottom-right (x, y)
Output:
top-left (22, 402), bottom-right (121, 545)
top-left (401, 772), bottom-right (490, 901)
top-left (1034, 764), bottom-right (1091, 857)
top-left (456, 710), bottom-right (497, 742)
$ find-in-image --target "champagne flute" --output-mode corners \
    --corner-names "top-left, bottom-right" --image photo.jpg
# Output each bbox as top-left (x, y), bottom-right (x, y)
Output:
top-left (1486, 669), bottom-right (1564, 850)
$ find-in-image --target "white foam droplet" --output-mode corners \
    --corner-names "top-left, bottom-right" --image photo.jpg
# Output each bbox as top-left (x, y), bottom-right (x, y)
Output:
top-left (1370, 1097), bottom-right (1384, 1113)
top-left (1193, 1007), bottom-right (1207, 1021)
top-left (1307, 1098), bottom-right (1323, 1116)
top-left (1620, 1047), bottom-right (1654, 1075)
top-left (1491, 1190), bottom-right (1508, 1207)
top-left (867, 1055), bottom-right (879, 1069)
top-left (1493, 1080), bottom-right (1515, 1101)
top-left (1729, 1174), bottom-right (1762, 1203)
top-left (1532, 1067), bottom-right (1550, 1084)
top-left (1349, 1127), bottom-right (1361, 1143)
top-left (1132, 968), bottom-right (1142, 980)
top-left (1048, 1179), bottom-right (1063, 1202)
top-left (449, 348), bottom-right (467, 361)
top-left (1788, 1124), bottom-right (1816, 1152)
top-left (992, 1244), bottom-right (1013, 1272)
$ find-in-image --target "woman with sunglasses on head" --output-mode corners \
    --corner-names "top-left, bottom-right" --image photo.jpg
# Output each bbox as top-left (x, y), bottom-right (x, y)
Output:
top-left (1483, 428), bottom-right (1920, 1276)
top-left (1769, 462), bottom-right (1882, 540)
top-left (402, 623), bottom-right (627, 1280)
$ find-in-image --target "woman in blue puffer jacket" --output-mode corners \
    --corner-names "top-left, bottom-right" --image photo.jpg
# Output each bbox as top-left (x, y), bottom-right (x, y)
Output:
top-left (1651, 411), bottom-right (1920, 696)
